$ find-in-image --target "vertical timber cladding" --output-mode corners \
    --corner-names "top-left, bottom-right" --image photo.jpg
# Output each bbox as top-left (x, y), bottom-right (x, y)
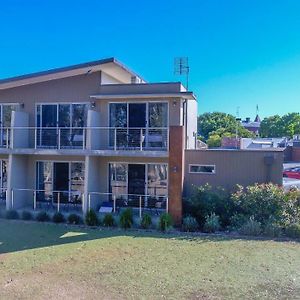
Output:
top-left (168, 126), bottom-right (185, 224)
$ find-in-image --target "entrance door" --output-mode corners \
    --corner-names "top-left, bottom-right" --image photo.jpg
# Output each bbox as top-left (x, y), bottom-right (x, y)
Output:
top-left (53, 162), bottom-right (69, 203)
top-left (128, 164), bottom-right (145, 196)
top-left (128, 103), bottom-right (146, 147)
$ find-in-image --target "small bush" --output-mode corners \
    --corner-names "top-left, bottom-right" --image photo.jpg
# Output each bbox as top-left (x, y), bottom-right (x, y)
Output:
top-left (102, 213), bottom-right (115, 227)
top-left (263, 222), bottom-right (282, 238)
top-left (21, 211), bottom-right (33, 221)
top-left (228, 214), bottom-right (249, 231)
top-left (120, 208), bottom-right (133, 229)
top-left (184, 184), bottom-right (233, 229)
top-left (158, 213), bottom-right (173, 232)
top-left (182, 216), bottom-right (198, 232)
top-left (203, 213), bottom-right (220, 233)
top-left (285, 223), bottom-right (300, 239)
top-left (52, 212), bottom-right (65, 223)
top-left (140, 213), bottom-right (152, 229)
top-left (5, 209), bottom-right (19, 220)
top-left (36, 211), bottom-right (50, 222)
top-left (67, 213), bottom-right (82, 225)
top-left (85, 210), bottom-right (99, 226)
top-left (239, 217), bottom-right (262, 236)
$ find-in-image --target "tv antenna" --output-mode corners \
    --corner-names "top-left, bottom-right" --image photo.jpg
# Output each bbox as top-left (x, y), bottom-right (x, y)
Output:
top-left (174, 57), bottom-right (190, 90)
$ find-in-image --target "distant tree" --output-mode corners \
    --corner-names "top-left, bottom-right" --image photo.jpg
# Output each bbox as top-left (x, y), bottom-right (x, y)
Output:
top-left (260, 113), bottom-right (300, 138)
top-left (198, 112), bottom-right (254, 147)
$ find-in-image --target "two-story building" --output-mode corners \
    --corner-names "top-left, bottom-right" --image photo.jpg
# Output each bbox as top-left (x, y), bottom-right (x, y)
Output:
top-left (0, 58), bottom-right (197, 223)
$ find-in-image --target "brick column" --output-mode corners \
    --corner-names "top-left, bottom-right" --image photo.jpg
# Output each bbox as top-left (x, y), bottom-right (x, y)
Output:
top-left (168, 126), bottom-right (185, 225)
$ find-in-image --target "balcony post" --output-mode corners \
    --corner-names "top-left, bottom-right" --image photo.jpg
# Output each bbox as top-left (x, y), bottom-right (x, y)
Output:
top-left (33, 190), bottom-right (37, 210)
top-left (58, 129), bottom-right (61, 149)
top-left (140, 128), bottom-right (143, 151)
top-left (57, 192), bottom-right (60, 212)
top-left (139, 195), bottom-right (142, 218)
top-left (34, 128), bottom-right (37, 149)
top-left (114, 128), bottom-right (117, 151)
top-left (113, 194), bottom-right (116, 213)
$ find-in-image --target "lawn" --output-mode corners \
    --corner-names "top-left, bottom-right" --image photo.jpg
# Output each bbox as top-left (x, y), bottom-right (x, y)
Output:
top-left (0, 220), bottom-right (299, 300)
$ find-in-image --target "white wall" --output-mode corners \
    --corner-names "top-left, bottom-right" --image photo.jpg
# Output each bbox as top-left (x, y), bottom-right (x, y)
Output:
top-left (186, 99), bottom-right (198, 149)
top-left (101, 72), bottom-right (122, 84)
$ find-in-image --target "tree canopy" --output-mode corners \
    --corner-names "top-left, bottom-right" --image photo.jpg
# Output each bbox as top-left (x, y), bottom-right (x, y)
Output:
top-left (198, 112), bottom-right (254, 147)
top-left (260, 113), bottom-right (300, 138)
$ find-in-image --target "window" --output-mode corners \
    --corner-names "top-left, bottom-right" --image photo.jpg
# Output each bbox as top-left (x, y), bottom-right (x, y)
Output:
top-left (36, 103), bottom-right (87, 148)
top-left (189, 164), bottom-right (216, 174)
top-left (109, 102), bottom-right (168, 149)
top-left (36, 161), bottom-right (85, 204)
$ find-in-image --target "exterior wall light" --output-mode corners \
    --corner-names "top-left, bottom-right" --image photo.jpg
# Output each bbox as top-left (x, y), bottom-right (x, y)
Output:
top-left (91, 101), bottom-right (96, 109)
top-left (173, 100), bottom-right (177, 106)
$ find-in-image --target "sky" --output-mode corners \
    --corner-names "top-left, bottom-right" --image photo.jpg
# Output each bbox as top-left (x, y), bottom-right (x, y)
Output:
top-left (0, 0), bottom-right (300, 119)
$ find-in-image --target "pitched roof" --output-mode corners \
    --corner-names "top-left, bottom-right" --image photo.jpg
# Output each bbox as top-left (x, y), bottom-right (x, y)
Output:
top-left (0, 57), bottom-right (144, 90)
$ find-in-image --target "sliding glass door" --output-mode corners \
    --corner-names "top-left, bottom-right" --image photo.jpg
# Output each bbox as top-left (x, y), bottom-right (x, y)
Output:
top-left (109, 163), bottom-right (168, 208)
top-left (36, 161), bottom-right (85, 208)
top-left (0, 160), bottom-right (7, 202)
top-left (36, 103), bottom-right (87, 148)
top-left (109, 102), bottom-right (168, 149)
top-left (0, 104), bottom-right (17, 147)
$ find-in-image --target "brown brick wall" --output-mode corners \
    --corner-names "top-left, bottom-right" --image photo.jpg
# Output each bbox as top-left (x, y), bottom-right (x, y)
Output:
top-left (168, 126), bottom-right (184, 224)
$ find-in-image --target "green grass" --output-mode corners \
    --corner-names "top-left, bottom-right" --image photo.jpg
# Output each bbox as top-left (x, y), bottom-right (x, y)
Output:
top-left (0, 220), bottom-right (299, 299)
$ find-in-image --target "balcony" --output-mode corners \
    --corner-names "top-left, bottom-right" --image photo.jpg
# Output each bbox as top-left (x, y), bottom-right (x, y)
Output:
top-left (0, 127), bottom-right (169, 154)
top-left (8, 188), bottom-right (168, 217)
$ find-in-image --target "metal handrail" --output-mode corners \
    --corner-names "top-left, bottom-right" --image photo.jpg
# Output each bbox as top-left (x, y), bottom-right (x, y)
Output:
top-left (88, 191), bottom-right (169, 217)
top-left (8, 127), bottom-right (169, 151)
top-left (11, 188), bottom-right (83, 212)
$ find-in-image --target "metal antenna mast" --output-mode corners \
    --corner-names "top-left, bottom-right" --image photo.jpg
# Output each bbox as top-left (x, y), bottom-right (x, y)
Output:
top-left (174, 57), bottom-right (190, 90)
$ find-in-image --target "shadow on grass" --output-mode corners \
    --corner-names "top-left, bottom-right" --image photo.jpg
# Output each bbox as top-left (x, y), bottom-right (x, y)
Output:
top-left (0, 219), bottom-right (298, 255)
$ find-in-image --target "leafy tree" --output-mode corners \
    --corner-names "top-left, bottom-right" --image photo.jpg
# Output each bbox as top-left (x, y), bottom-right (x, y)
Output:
top-left (198, 112), bottom-right (238, 140)
top-left (198, 112), bottom-right (254, 147)
top-left (260, 113), bottom-right (300, 138)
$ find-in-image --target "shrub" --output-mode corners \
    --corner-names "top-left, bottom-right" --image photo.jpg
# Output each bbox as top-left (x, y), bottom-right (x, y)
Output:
top-left (182, 215), bottom-right (198, 232)
top-left (228, 213), bottom-right (249, 231)
top-left (158, 213), bottom-right (173, 232)
top-left (119, 208), bottom-right (133, 229)
top-left (203, 213), bottom-right (220, 233)
top-left (184, 184), bottom-right (234, 229)
top-left (21, 211), bottom-right (32, 221)
top-left (285, 223), bottom-right (300, 239)
top-left (231, 184), bottom-right (286, 225)
top-left (239, 217), bottom-right (262, 236)
top-left (52, 212), bottom-right (65, 223)
top-left (85, 210), bottom-right (99, 226)
top-left (102, 213), bottom-right (115, 227)
top-left (140, 213), bottom-right (152, 229)
top-left (263, 222), bottom-right (282, 238)
top-left (5, 209), bottom-right (19, 220)
top-left (36, 211), bottom-right (50, 222)
top-left (67, 213), bottom-right (82, 225)
top-left (281, 189), bottom-right (300, 226)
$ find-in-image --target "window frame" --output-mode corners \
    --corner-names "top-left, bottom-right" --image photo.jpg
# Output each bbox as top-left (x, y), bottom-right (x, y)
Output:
top-left (188, 164), bottom-right (216, 174)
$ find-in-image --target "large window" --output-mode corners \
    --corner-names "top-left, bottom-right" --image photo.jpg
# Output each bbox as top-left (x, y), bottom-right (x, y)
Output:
top-left (0, 160), bottom-right (7, 201)
top-left (109, 163), bottom-right (168, 197)
top-left (0, 104), bottom-right (18, 147)
top-left (36, 161), bottom-right (85, 205)
top-left (36, 103), bottom-right (87, 148)
top-left (109, 102), bottom-right (168, 149)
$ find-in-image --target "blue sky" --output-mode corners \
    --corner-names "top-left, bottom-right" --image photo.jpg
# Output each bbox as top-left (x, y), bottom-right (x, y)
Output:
top-left (0, 0), bottom-right (300, 119)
